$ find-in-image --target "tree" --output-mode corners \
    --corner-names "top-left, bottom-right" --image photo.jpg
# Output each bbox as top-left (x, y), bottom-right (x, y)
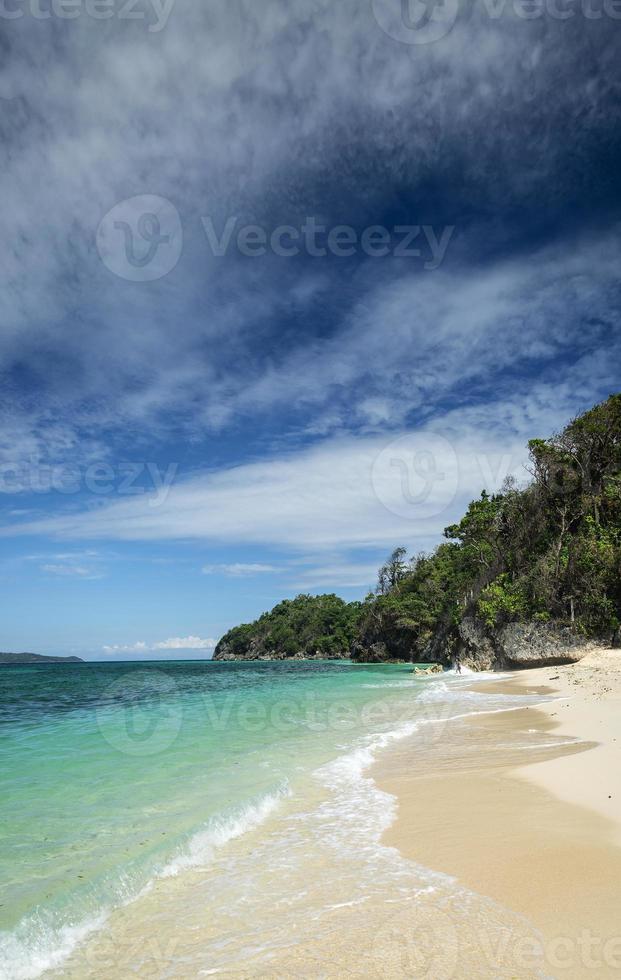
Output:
top-left (376, 547), bottom-right (410, 595)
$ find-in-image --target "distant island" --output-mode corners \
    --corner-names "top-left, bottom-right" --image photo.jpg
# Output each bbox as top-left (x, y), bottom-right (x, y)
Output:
top-left (0, 652), bottom-right (84, 665)
top-left (215, 393), bottom-right (621, 670)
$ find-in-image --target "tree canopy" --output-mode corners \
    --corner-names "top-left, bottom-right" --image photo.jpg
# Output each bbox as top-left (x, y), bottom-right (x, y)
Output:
top-left (214, 593), bottom-right (362, 660)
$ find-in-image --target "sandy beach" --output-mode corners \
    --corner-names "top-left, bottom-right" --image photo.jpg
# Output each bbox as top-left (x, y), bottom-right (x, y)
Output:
top-left (375, 648), bottom-right (621, 978)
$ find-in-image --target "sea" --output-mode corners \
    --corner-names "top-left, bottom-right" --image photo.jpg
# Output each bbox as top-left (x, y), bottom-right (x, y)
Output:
top-left (0, 659), bottom-right (563, 979)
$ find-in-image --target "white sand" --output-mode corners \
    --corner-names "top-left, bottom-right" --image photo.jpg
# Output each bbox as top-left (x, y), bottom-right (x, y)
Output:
top-left (375, 647), bottom-right (621, 978)
top-left (511, 647), bottom-right (621, 845)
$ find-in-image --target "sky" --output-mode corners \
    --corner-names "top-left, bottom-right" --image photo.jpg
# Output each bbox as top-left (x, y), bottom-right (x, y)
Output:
top-left (1, 0), bottom-right (620, 658)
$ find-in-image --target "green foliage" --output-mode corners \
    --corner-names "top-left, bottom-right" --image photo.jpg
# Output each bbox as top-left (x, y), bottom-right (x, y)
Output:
top-left (477, 574), bottom-right (528, 628)
top-left (376, 547), bottom-right (410, 595)
top-left (215, 594), bottom-right (362, 660)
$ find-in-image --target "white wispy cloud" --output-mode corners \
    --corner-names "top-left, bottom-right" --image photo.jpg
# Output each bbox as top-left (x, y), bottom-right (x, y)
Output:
top-left (102, 636), bottom-right (216, 654)
top-left (219, 232), bottom-right (621, 431)
top-left (36, 551), bottom-right (106, 579)
top-left (40, 563), bottom-right (100, 578)
top-left (153, 636), bottom-right (216, 650)
top-left (202, 563), bottom-right (280, 577)
top-left (1, 413), bottom-right (530, 550)
top-left (102, 641), bottom-right (149, 654)
top-left (286, 560), bottom-right (382, 591)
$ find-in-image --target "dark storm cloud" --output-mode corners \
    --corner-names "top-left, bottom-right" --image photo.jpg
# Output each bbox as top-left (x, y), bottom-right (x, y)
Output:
top-left (0, 0), bottom-right (620, 479)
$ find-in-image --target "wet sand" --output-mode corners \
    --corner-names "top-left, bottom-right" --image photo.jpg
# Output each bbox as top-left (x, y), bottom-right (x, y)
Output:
top-left (375, 649), bottom-right (621, 978)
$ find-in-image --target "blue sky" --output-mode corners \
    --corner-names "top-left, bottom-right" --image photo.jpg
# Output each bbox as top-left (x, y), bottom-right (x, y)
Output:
top-left (1, 1), bottom-right (620, 658)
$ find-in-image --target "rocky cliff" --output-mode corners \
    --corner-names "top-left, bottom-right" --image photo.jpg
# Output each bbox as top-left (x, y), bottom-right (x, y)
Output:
top-left (428, 618), bottom-right (600, 670)
top-left (351, 617), bottom-right (602, 670)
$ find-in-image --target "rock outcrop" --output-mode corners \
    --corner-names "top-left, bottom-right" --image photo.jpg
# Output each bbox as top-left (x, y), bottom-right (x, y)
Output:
top-left (352, 618), bottom-right (600, 670)
top-left (214, 643), bottom-right (340, 662)
top-left (350, 641), bottom-right (389, 663)
top-left (214, 636), bottom-right (347, 662)
top-left (446, 618), bottom-right (597, 670)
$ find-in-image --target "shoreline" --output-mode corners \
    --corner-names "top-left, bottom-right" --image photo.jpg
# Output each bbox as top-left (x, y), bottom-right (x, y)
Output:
top-left (21, 655), bottom-right (621, 979)
top-left (373, 648), bottom-right (621, 978)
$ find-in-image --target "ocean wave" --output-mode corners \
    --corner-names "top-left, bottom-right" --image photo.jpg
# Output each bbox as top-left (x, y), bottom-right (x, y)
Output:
top-left (160, 783), bottom-right (290, 877)
top-left (0, 911), bottom-right (107, 980)
top-left (0, 785), bottom-right (290, 980)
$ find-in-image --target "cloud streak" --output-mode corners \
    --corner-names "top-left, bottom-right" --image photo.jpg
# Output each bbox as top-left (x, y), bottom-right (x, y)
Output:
top-left (2, 414), bottom-right (532, 550)
top-left (202, 563), bottom-right (280, 577)
top-left (102, 636), bottom-right (216, 654)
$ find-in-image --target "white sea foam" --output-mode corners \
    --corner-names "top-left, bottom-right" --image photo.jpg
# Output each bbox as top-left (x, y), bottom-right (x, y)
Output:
top-left (361, 680), bottom-right (421, 688)
top-left (0, 785), bottom-right (290, 980)
top-left (0, 911), bottom-right (107, 980)
top-left (315, 718), bottom-right (423, 859)
top-left (160, 783), bottom-right (290, 877)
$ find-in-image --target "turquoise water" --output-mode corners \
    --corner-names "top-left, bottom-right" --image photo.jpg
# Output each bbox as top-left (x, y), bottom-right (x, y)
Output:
top-left (0, 659), bottom-right (437, 977)
top-left (1, 660), bottom-right (560, 979)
